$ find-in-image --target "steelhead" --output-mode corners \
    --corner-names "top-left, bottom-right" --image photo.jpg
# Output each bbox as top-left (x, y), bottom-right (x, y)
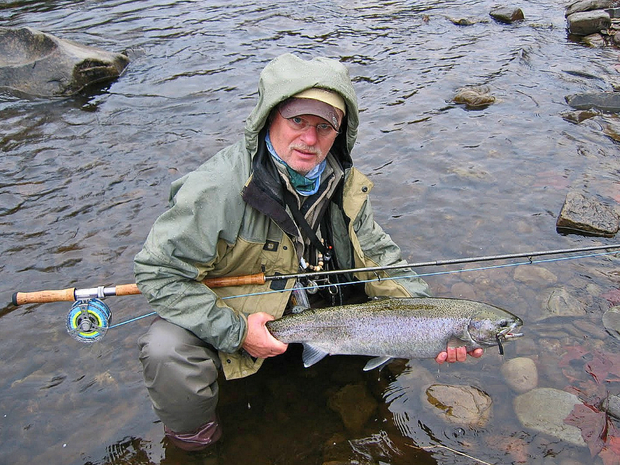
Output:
top-left (266, 297), bottom-right (523, 370)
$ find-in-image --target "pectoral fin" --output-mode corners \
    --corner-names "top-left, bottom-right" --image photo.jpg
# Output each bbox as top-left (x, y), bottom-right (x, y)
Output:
top-left (301, 343), bottom-right (329, 368)
top-left (363, 356), bottom-right (394, 371)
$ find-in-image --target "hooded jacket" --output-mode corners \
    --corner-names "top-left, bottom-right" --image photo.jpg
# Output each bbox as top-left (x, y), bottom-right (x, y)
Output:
top-left (134, 53), bottom-right (430, 379)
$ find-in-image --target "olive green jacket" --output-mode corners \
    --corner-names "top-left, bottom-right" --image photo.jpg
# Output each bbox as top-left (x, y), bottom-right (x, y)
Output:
top-left (134, 54), bottom-right (430, 380)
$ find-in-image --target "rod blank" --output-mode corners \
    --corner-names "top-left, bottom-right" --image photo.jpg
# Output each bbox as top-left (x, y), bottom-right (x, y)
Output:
top-left (10, 243), bottom-right (620, 306)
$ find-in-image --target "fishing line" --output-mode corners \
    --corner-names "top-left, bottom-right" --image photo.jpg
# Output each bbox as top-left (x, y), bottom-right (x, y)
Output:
top-left (108, 249), bottom-right (618, 331)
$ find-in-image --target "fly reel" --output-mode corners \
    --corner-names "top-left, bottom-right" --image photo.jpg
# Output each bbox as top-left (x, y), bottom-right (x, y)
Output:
top-left (66, 298), bottom-right (112, 343)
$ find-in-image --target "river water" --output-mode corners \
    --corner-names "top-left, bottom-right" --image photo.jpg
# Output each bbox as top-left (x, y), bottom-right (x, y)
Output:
top-left (1, 0), bottom-right (619, 464)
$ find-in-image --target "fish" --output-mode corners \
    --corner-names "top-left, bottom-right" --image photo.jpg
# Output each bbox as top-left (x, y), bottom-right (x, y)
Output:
top-left (266, 297), bottom-right (523, 371)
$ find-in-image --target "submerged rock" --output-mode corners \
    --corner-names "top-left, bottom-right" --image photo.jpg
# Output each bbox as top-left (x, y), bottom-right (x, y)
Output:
top-left (328, 383), bottom-right (378, 433)
top-left (501, 357), bottom-right (538, 393)
top-left (602, 393), bottom-right (620, 419)
top-left (602, 305), bottom-right (620, 339)
top-left (565, 91), bottom-right (620, 112)
top-left (447, 17), bottom-right (486, 26)
top-left (543, 287), bottom-right (588, 319)
top-left (514, 265), bottom-right (558, 286)
top-left (0, 26), bottom-right (129, 97)
top-left (425, 384), bottom-right (492, 427)
top-left (513, 388), bottom-right (587, 447)
top-left (561, 108), bottom-right (600, 123)
top-left (556, 191), bottom-right (619, 237)
top-left (453, 85), bottom-right (496, 109)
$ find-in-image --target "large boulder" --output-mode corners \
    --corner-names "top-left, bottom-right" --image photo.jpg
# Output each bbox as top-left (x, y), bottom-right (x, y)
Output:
top-left (565, 0), bottom-right (617, 17)
top-left (566, 10), bottom-right (612, 35)
top-left (0, 26), bottom-right (129, 97)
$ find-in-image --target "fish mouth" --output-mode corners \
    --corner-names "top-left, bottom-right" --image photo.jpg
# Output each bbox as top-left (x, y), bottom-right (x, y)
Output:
top-left (495, 323), bottom-right (523, 355)
top-left (497, 318), bottom-right (524, 340)
top-left (500, 328), bottom-right (524, 340)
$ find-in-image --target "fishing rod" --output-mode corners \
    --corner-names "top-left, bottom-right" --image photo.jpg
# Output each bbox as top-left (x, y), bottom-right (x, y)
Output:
top-left (9, 243), bottom-right (620, 343)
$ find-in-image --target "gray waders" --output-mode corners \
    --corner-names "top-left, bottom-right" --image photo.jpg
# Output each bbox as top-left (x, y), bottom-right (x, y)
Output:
top-left (139, 317), bottom-right (222, 451)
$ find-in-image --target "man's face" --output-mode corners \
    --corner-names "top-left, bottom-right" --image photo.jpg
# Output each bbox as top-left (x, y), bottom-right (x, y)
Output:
top-left (269, 110), bottom-right (341, 176)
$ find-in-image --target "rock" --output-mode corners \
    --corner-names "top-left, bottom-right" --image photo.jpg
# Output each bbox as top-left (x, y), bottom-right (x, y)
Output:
top-left (573, 318), bottom-right (609, 339)
top-left (566, 10), bottom-right (612, 36)
top-left (484, 434), bottom-right (530, 463)
top-left (542, 287), bottom-right (587, 318)
top-left (328, 383), bottom-right (378, 433)
top-left (447, 17), bottom-right (476, 26)
top-left (602, 393), bottom-right (620, 419)
top-left (0, 26), bottom-right (129, 97)
top-left (565, 0), bottom-right (617, 16)
top-left (603, 115), bottom-right (620, 142)
top-left (565, 91), bottom-right (620, 112)
top-left (560, 109), bottom-right (600, 123)
top-left (602, 305), bottom-right (620, 339)
top-left (513, 388), bottom-right (587, 447)
top-left (490, 7), bottom-right (525, 24)
top-left (450, 282), bottom-right (477, 300)
top-left (514, 265), bottom-right (558, 285)
top-left (453, 85), bottom-right (496, 109)
top-left (581, 32), bottom-right (607, 46)
top-left (425, 384), bottom-right (493, 427)
top-left (556, 191), bottom-right (619, 237)
top-left (501, 357), bottom-right (538, 393)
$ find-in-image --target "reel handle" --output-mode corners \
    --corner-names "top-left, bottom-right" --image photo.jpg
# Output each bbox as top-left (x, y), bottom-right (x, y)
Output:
top-left (12, 288), bottom-right (77, 305)
top-left (11, 284), bottom-right (141, 305)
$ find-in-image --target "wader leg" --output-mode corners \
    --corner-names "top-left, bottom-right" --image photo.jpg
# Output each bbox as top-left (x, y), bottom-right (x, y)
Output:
top-left (139, 317), bottom-right (222, 450)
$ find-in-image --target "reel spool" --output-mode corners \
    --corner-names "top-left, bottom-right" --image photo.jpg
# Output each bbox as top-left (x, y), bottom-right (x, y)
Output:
top-left (66, 298), bottom-right (112, 343)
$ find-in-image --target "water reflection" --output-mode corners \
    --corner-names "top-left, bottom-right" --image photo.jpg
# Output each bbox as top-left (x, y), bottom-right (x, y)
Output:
top-left (1, 0), bottom-right (619, 464)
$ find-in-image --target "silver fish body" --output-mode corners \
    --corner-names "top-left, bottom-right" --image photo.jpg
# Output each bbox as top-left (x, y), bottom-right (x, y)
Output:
top-left (266, 297), bottom-right (523, 370)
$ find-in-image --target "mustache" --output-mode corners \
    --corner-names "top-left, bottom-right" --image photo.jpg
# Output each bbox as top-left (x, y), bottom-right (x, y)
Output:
top-left (290, 144), bottom-right (322, 157)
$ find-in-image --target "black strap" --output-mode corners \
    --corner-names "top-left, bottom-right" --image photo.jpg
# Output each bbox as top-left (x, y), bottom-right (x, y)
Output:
top-left (282, 190), bottom-right (327, 254)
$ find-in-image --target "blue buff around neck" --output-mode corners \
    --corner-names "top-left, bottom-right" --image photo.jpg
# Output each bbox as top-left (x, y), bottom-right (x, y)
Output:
top-left (265, 132), bottom-right (325, 196)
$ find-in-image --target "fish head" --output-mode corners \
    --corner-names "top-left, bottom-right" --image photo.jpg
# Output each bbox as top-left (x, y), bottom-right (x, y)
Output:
top-left (466, 306), bottom-right (523, 349)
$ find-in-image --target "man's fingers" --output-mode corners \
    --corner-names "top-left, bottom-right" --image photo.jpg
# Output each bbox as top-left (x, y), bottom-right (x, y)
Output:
top-left (436, 346), bottom-right (484, 364)
top-left (469, 348), bottom-right (484, 358)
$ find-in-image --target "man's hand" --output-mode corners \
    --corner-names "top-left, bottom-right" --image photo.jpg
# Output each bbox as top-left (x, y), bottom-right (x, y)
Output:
top-left (242, 312), bottom-right (288, 359)
top-left (435, 347), bottom-right (484, 364)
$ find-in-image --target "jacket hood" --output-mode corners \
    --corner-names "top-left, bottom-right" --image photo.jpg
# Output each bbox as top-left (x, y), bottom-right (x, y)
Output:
top-left (245, 53), bottom-right (359, 166)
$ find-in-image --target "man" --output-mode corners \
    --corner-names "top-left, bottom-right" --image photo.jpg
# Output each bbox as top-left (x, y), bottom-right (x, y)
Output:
top-left (134, 53), bottom-right (482, 452)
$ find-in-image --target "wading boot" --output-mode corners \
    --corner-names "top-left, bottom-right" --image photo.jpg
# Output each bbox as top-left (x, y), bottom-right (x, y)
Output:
top-left (164, 416), bottom-right (222, 452)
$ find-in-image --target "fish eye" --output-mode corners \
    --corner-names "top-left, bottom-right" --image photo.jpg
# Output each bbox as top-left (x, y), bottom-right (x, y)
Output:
top-left (499, 320), bottom-right (509, 327)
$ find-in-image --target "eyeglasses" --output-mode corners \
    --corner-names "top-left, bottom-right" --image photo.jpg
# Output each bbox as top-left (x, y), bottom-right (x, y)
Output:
top-left (279, 112), bottom-right (340, 137)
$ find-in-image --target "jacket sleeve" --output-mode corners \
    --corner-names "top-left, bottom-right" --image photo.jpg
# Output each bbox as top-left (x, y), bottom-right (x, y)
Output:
top-left (133, 165), bottom-right (248, 353)
top-left (352, 196), bottom-right (431, 298)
